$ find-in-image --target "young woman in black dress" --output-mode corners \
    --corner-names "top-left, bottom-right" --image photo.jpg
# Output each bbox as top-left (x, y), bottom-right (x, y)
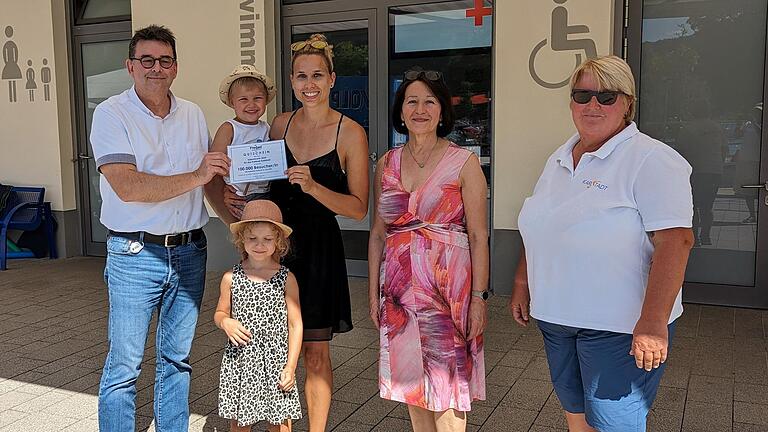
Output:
top-left (228, 33), bottom-right (369, 431)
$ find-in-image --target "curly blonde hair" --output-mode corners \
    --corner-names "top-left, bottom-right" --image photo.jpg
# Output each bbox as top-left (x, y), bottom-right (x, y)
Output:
top-left (232, 221), bottom-right (290, 261)
top-left (291, 33), bottom-right (334, 73)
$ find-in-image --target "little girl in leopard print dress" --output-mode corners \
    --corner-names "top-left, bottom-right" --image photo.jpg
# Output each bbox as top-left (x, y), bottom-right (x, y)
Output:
top-left (214, 200), bottom-right (303, 432)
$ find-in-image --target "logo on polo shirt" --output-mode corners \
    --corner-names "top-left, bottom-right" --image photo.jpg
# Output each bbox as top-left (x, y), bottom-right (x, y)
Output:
top-left (583, 179), bottom-right (608, 190)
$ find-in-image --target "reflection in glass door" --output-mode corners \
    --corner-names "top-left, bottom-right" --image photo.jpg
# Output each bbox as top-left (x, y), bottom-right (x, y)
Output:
top-left (282, 11), bottom-right (377, 273)
top-left (631, 0), bottom-right (768, 307)
top-left (74, 32), bottom-right (133, 255)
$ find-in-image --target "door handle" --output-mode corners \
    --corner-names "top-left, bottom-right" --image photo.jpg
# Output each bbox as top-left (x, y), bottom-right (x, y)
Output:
top-left (741, 181), bottom-right (768, 191)
top-left (72, 153), bottom-right (93, 162)
top-left (369, 152), bottom-right (380, 173)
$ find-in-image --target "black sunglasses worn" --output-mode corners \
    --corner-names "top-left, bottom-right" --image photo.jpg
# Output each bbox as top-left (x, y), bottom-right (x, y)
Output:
top-left (404, 69), bottom-right (442, 81)
top-left (571, 89), bottom-right (624, 106)
top-left (130, 56), bottom-right (176, 69)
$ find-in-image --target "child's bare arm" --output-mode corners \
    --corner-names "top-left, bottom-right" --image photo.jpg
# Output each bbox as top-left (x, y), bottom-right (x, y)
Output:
top-left (214, 271), bottom-right (252, 346)
top-left (284, 271), bottom-right (303, 370)
top-left (213, 271), bottom-right (234, 328)
top-left (279, 271), bottom-right (303, 391)
top-left (204, 122), bottom-right (239, 225)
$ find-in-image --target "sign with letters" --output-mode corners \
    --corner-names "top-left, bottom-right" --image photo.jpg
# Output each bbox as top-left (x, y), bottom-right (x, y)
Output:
top-left (227, 139), bottom-right (288, 184)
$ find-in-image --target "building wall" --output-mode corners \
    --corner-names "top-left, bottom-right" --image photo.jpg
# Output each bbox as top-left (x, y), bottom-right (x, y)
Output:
top-left (1, 1), bottom-right (619, 277)
top-left (0, 0), bottom-right (75, 211)
top-left (0, 0), bottom-right (80, 256)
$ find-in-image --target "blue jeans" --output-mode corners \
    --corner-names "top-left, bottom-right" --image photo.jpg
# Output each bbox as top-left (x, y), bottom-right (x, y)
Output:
top-left (98, 233), bottom-right (207, 432)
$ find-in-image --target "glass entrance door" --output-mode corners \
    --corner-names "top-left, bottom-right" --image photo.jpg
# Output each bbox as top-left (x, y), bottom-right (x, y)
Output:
top-left (73, 24), bottom-right (133, 256)
top-left (628, 0), bottom-right (768, 308)
top-left (282, 10), bottom-right (378, 275)
top-left (281, 1), bottom-right (494, 276)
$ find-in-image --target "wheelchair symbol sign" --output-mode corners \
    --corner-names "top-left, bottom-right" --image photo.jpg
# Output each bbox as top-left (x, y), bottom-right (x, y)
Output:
top-left (529, 0), bottom-right (598, 89)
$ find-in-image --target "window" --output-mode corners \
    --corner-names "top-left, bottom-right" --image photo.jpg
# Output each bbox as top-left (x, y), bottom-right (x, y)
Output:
top-left (637, 0), bottom-right (766, 286)
top-left (74, 0), bottom-right (131, 25)
top-left (389, 1), bottom-right (493, 184)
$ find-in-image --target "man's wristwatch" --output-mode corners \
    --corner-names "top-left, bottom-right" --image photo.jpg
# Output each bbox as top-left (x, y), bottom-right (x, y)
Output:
top-left (471, 290), bottom-right (490, 301)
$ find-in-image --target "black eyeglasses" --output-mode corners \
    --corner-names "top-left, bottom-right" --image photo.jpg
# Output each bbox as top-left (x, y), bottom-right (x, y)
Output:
top-left (130, 56), bottom-right (176, 69)
top-left (571, 89), bottom-right (624, 106)
top-left (404, 69), bottom-right (442, 81)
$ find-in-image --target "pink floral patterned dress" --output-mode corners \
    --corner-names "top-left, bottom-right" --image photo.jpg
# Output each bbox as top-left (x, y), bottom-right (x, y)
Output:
top-left (377, 144), bottom-right (485, 412)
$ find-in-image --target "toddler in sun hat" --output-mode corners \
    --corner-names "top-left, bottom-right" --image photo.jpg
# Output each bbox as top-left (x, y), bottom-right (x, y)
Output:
top-left (211, 65), bottom-right (278, 201)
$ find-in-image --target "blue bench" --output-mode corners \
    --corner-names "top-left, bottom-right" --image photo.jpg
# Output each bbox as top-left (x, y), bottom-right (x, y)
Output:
top-left (0, 187), bottom-right (58, 270)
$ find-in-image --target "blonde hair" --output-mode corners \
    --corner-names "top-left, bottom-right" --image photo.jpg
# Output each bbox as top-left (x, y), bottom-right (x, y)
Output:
top-left (227, 76), bottom-right (268, 105)
top-left (232, 221), bottom-right (290, 261)
top-left (291, 33), bottom-right (334, 73)
top-left (229, 76), bottom-right (268, 95)
top-left (569, 55), bottom-right (637, 124)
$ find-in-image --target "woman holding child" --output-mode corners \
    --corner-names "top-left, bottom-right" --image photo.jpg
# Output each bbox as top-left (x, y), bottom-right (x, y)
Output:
top-left (211, 33), bottom-right (369, 431)
top-left (270, 33), bottom-right (369, 431)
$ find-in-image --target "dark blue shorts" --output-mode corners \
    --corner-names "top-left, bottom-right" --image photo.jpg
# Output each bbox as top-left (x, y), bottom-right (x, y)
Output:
top-left (537, 320), bottom-right (676, 432)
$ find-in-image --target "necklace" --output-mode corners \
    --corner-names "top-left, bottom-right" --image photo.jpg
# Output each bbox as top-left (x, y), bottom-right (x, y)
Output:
top-left (405, 138), bottom-right (439, 169)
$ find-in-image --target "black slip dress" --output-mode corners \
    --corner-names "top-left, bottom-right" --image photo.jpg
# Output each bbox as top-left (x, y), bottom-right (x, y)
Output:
top-left (270, 109), bottom-right (353, 341)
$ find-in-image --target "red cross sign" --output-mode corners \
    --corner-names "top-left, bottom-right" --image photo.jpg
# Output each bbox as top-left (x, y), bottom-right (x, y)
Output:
top-left (466, 0), bottom-right (492, 26)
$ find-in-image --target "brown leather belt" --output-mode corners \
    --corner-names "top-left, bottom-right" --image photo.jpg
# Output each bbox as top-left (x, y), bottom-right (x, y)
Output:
top-left (108, 229), bottom-right (204, 247)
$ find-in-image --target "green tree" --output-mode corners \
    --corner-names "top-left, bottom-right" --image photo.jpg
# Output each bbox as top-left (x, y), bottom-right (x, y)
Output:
top-left (333, 41), bottom-right (368, 76)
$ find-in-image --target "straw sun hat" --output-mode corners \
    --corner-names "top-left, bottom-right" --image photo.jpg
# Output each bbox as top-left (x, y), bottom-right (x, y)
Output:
top-left (229, 200), bottom-right (292, 237)
top-left (218, 64), bottom-right (277, 108)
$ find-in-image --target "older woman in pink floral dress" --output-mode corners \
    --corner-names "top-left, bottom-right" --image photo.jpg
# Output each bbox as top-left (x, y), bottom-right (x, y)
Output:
top-left (368, 68), bottom-right (488, 432)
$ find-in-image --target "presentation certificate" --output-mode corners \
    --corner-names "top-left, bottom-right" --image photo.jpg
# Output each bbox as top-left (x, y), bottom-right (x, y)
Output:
top-left (227, 139), bottom-right (288, 184)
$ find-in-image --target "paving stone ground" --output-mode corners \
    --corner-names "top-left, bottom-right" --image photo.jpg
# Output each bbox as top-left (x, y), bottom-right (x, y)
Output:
top-left (1, 257), bottom-right (767, 431)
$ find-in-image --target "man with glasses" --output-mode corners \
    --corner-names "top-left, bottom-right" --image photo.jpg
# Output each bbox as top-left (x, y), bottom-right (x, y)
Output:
top-left (90, 25), bottom-right (229, 432)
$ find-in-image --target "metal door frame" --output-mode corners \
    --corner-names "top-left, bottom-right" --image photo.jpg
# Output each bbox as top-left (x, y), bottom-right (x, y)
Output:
top-left (279, 0), bottom-right (476, 164)
top-left (625, 1), bottom-right (768, 308)
top-left (71, 21), bottom-right (131, 257)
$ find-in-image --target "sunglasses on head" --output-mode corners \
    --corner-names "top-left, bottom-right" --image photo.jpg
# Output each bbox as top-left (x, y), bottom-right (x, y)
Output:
top-left (404, 69), bottom-right (442, 81)
top-left (290, 39), bottom-right (331, 52)
top-left (571, 89), bottom-right (624, 105)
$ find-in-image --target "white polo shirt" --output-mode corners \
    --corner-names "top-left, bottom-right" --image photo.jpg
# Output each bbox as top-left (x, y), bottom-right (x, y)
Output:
top-left (90, 86), bottom-right (210, 234)
top-left (518, 122), bottom-right (693, 334)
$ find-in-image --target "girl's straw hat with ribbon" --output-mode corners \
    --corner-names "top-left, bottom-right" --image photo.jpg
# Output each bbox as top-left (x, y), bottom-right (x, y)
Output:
top-left (229, 200), bottom-right (292, 237)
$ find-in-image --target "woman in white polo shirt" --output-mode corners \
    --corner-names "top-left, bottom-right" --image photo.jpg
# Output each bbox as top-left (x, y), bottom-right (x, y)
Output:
top-left (510, 55), bottom-right (694, 432)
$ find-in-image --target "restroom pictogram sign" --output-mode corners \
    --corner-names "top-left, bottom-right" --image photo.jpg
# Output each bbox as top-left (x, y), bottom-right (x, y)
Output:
top-left (2, 25), bottom-right (53, 104)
